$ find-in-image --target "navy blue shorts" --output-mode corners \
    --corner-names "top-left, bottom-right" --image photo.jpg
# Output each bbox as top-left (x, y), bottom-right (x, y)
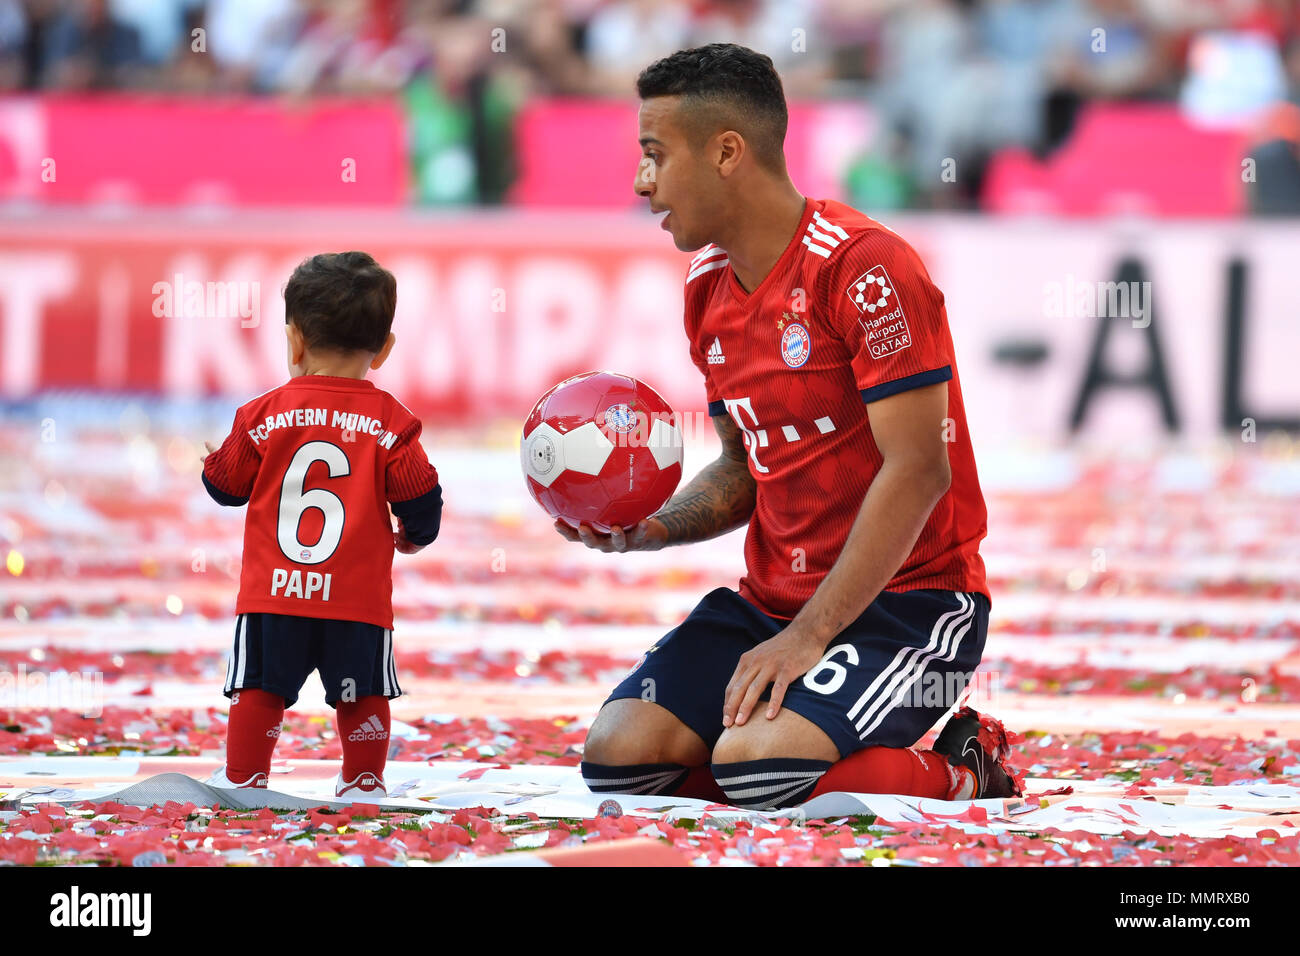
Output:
top-left (604, 587), bottom-right (988, 759)
top-left (223, 612), bottom-right (401, 709)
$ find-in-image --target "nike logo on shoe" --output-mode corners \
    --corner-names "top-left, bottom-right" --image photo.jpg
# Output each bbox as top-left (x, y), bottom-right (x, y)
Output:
top-left (933, 706), bottom-right (1022, 800)
top-left (335, 772), bottom-right (387, 799)
top-left (206, 768), bottom-right (269, 789)
top-left (960, 735), bottom-right (987, 797)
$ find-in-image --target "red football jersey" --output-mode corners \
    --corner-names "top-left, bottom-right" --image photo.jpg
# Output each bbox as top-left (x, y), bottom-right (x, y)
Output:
top-left (684, 198), bottom-right (989, 620)
top-left (202, 375), bottom-right (439, 629)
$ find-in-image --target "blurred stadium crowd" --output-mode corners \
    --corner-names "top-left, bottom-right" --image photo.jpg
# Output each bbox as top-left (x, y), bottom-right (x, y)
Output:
top-left (1, 0), bottom-right (1299, 209)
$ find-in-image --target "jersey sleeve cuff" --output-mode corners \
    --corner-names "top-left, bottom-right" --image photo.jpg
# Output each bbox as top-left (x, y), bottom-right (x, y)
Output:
top-left (860, 365), bottom-right (952, 404)
top-left (391, 483), bottom-right (443, 546)
top-left (202, 471), bottom-right (250, 507)
top-left (708, 399), bottom-right (727, 417)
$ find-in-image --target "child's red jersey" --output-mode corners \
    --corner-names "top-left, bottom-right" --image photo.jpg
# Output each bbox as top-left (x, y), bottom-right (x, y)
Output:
top-left (202, 375), bottom-right (439, 629)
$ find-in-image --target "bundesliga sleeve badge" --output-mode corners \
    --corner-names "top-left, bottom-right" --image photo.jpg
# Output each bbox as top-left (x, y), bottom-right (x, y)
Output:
top-left (847, 265), bottom-right (912, 359)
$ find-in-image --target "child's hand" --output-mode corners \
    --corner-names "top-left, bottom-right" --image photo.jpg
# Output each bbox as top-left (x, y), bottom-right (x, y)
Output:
top-left (394, 519), bottom-right (425, 554)
top-left (200, 441), bottom-right (217, 462)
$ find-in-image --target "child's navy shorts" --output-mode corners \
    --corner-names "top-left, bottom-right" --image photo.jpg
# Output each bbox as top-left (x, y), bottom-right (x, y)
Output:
top-left (223, 612), bottom-right (402, 708)
top-left (604, 587), bottom-right (989, 759)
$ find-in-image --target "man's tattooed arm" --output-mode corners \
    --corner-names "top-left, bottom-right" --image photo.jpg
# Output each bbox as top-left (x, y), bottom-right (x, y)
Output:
top-left (655, 413), bottom-right (757, 545)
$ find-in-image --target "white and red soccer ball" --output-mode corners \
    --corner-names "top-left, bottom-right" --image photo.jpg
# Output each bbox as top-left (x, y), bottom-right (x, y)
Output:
top-left (521, 371), bottom-right (684, 533)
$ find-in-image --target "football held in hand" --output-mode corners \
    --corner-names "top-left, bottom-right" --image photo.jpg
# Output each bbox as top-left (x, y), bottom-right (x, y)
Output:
top-left (521, 371), bottom-right (684, 533)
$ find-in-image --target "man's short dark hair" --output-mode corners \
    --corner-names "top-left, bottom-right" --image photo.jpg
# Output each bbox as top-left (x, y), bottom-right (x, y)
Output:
top-left (636, 43), bottom-right (788, 172)
top-left (283, 251), bottom-right (396, 354)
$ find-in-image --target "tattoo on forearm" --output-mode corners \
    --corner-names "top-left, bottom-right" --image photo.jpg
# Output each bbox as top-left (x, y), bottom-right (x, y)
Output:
top-left (656, 456), bottom-right (756, 545)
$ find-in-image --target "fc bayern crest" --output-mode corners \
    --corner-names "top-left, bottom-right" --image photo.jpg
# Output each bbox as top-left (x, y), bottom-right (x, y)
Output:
top-left (781, 323), bottom-right (811, 368)
top-left (603, 403), bottom-right (637, 434)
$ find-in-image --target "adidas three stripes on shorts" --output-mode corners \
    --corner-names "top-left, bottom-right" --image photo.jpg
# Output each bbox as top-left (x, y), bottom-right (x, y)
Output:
top-left (223, 612), bottom-right (402, 709)
top-left (603, 586), bottom-right (989, 758)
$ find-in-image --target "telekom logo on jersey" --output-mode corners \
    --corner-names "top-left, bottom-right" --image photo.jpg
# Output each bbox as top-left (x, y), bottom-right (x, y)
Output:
top-left (723, 396), bottom-right (837, 475)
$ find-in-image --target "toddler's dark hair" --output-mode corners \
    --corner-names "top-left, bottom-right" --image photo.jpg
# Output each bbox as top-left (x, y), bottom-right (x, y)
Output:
top-left (284, 251), bottom-right (396, 354)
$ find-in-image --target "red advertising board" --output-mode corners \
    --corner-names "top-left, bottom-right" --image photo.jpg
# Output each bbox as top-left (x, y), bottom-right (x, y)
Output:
top-left (0, 210), bottom-right (700, 419)
top-left (2, 211), bottom-right (1298, 441)
top-left (0, 96), bottom-right (407, 207)
top-left (0, 95), bottom-right (1249, 215)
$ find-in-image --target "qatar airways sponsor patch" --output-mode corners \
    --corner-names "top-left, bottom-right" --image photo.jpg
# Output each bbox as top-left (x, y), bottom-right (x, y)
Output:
top-left (846, 265), bottom-right (911, 359)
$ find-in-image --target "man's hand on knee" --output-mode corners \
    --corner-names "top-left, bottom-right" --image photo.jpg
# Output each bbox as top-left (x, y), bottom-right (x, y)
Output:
top-left (722, 626), bottom-right (826, 728)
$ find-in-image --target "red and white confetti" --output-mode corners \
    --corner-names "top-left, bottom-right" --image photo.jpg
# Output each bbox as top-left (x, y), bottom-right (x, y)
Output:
top-left (2, 410), bottom-right (1299, 864)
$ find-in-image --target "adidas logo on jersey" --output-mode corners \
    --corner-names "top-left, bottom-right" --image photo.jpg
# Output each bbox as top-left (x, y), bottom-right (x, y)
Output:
top-left (707, 337), bottom-right (726, 365)
top-left (347, 714), bottom-right (389, 742)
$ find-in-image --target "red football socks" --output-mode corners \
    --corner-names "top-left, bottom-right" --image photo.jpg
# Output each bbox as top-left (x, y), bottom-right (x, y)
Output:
top-left (225, 688), bottom-right (286, 782)
top-left (810, 746), bottom-right (958, 800)
top-left (336, 696), bottom-right (392, 781)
